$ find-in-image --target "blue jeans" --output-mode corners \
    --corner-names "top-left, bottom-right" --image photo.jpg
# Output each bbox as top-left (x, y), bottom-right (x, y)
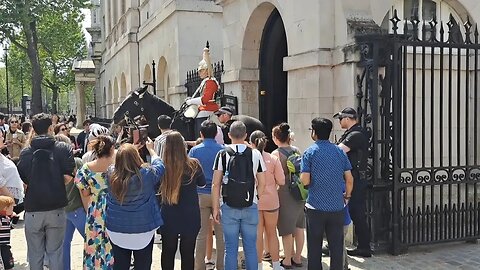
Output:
top-left (63, 207), bottom-right (86, 270)
top-left (221, 204), bottom-right (258, 270)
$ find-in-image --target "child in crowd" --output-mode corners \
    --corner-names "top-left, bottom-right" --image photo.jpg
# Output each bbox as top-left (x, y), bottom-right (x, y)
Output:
top-left (0, 196), bottom-right (16, 269)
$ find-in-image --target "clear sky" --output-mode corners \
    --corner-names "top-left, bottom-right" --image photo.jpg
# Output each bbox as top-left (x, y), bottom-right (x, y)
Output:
top-left (0, 8), bottom-right (91, 67)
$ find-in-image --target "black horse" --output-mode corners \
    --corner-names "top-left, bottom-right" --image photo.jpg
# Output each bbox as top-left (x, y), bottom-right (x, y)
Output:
top-left (112, 86), bottom-right (264, 141)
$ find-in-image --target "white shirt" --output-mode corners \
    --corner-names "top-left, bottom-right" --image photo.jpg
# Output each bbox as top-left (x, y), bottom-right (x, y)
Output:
top-left (107, 229), bottom-right (157, 250)
top-left (212, 144), bottom-right (266, 204)
top-left (82, 151), bottom-right (97, 163)
top-left (0, 124), bottom-right (9, 133)
top-left (215, 125), bottom-right (224, 145)
top-left (0, 154), bottom-right (25, 202)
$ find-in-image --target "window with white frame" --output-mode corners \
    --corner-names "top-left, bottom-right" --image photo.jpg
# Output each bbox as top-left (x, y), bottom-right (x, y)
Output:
top-left (381, 0), bottom-right (466, 42)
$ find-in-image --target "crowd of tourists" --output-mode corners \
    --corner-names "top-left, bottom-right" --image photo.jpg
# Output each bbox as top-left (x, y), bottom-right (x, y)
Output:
top-left (0, 105), bottom-right (371, 270)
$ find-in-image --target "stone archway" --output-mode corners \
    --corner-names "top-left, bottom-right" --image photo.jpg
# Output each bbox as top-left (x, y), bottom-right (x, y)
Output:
top-left (143, 64), bottom-right (152, 84)
top-left (241, 2), bottom-right (288, 148)
top-left (258, 8), bottom-right (288, 141)
top-left (108, 80), bottom-right (113, 117)
top-left (157, 57), bottom-right (168, 101)
top-left (120, 73), bottom-right (127, 100)
top-left (113, 78), bottom-right (119, 112)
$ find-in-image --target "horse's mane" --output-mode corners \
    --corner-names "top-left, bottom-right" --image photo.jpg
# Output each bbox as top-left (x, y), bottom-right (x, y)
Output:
top-left (124, 86), bottom-right (175, 110)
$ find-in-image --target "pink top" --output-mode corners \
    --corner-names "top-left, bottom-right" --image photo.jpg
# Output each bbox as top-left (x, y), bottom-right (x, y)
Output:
top-left (258, 151), bottom-right (285, 211)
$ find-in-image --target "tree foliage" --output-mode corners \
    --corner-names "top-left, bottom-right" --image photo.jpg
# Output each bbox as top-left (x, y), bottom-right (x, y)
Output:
top-left (39, 10), bottom-right (87, 113)
top-left (0, 0), bottom-right (89, 114)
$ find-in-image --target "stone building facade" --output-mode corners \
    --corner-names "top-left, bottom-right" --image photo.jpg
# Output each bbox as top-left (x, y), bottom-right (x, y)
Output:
top-left (88, 0), bottom-right (223, 118)
top-left (90, 0), bottom-right (480, 151)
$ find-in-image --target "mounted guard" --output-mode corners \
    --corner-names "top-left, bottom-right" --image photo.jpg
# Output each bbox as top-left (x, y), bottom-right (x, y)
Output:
top-left (185, 41), bottom-right (220, 138)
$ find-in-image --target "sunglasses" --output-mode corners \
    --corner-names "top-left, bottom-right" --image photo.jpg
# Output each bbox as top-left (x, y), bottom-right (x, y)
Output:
top-left (10, 121), bottom-right (18, 124)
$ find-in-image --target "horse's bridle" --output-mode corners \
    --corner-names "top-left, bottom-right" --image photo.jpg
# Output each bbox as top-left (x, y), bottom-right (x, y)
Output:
top-left (123, 92), bottom-right (146, 123)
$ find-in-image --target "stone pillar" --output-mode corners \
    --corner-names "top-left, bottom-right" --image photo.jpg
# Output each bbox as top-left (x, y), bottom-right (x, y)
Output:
top-left (93, 59), bottom-right (102, 118)
top-left (75, 82), bottom-right (86, 128)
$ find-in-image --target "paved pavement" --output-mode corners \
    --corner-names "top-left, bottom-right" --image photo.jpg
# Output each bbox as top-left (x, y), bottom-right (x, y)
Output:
top-left (9, 217), bottom-right (480, 269)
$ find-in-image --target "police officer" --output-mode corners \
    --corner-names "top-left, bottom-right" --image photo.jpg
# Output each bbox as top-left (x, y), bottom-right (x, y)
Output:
top-left (334, 107), bottom-right (372, 257)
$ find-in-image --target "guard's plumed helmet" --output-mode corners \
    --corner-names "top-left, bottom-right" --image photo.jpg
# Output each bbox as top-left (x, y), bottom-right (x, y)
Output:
top-left (197, 42), bottom-right (212, 75)
top-left (198, 59), bottom-right (208, 71)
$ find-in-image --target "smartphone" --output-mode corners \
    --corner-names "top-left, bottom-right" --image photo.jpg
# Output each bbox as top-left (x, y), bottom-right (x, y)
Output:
top-left (132, 129), bottom-right (140, 144)
top-left (140, 128), bottom-right (149, 142)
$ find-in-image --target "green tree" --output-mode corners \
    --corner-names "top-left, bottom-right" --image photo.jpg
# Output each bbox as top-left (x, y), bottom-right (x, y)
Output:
top-left (4, 44), bottom-right (32, 111)
top-left (0, 68), bottom-right (6, 110)
top-left (38, 10), bottom-right (87, 114)
top-left (0, 0), bottom-right (88, 114)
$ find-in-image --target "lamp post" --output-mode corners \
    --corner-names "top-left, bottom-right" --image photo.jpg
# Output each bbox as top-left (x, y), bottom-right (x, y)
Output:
top-left (142, 60), bottom-right (157, 95)
top-left (4, 43), bottom-right (9, 115)
top-left (20, 66), bottom-right (24, 96)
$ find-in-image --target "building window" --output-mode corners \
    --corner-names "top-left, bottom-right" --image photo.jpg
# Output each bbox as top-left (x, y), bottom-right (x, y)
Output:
top-left (382, 0), bottom-right (465, 42)
top-left (404, 0), bottom-right (436, 21)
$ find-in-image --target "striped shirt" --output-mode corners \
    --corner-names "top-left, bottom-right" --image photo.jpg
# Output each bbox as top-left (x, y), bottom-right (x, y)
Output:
top-left (0, 216), bottom-right (11, 245)
top-left (154, 130), bottom-right (172, 160)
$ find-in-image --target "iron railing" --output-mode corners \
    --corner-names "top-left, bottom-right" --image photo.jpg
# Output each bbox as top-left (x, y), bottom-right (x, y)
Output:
top-left (356, 10), bottom-right (480, 254)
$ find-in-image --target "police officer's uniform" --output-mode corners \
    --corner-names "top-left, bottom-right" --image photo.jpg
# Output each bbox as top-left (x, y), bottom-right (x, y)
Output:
top-left (334, 108), bottom-right (372, 256)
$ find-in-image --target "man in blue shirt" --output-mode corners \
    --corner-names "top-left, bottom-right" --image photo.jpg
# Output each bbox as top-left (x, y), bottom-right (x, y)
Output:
top-left (189, 120), bottom-right (225, 270)
top-left (300, 117), bottom-right (353, 270)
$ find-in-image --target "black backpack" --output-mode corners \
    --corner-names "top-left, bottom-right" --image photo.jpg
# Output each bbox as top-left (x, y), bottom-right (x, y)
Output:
top-left (27, 146), bottom-right (66, 210)
top-left (221, 146), bottom-right (255, 208)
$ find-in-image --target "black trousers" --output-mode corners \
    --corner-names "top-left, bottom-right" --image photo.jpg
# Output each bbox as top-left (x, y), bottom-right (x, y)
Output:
top-left (348, 178), bottom-right (371, 250)
top-left (306, 208), bottom-right (344, 270)
top-left (161, 231), bottom-right (198, 270)
top-left (111, 237), bottom-right (154, 270)
top-left (1, 245), bottom-right (14, 269)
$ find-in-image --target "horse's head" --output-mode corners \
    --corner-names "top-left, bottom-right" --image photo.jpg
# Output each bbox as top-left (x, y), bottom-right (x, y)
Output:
top-left (113, 85), bottom-right (177, 138)
top-left (113, 86), bottom-right (149, 125)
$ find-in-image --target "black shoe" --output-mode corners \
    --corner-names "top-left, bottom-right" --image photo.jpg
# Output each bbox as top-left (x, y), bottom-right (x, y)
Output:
top-left (291, 258), bottom-right (303, 267)
top-left (347, 248), bottom-right (372, 258)
top-left (280, 259), bottom-right (293, 269)
top-left (321, 247), bottom-right (330, 256)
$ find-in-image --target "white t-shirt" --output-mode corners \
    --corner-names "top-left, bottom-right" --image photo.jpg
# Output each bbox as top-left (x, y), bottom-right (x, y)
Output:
top-left (215, 125), bottom-right (224, 145)
top-left (0, 154), bottom-right (25, 202)
top-left (212, 144), bottom-right (266, 204)
top-left (107, 229), bottom-right (157, 250)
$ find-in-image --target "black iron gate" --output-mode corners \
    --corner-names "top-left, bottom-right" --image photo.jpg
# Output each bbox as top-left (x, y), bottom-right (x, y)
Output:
top-left (357, 10), bottom-right (480, 254)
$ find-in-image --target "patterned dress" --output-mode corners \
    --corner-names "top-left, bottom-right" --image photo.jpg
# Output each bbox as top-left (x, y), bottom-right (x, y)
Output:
top-left (75, 164), bottom-right (114, 270)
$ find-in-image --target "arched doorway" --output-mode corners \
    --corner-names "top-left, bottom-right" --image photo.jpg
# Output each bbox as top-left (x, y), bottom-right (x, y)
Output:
top-left (120, 73), bottom-right (127, 100)
top-left (107, 80), bottom-right (113, 117)
top-left (259, 8), bottom-right (287, 148)
top-left (157, 57), bottom-right (169, 101)
top-left (143, 64), bottom-right (152, 85)
top-left (113, 77), bottom-right (119, 110)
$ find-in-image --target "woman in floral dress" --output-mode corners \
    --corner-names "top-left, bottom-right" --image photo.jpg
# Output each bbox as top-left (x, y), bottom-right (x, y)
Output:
top-left (75, 135), bottom-right (115, 269)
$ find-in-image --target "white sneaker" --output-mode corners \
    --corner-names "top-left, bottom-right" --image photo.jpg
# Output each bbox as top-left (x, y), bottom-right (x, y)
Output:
top-left (205, 260), bottom-right (215, 270)
top-left (154, 234), bottom-right (162, 244)
top-left (272, 261), bottom-right (284, 270)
